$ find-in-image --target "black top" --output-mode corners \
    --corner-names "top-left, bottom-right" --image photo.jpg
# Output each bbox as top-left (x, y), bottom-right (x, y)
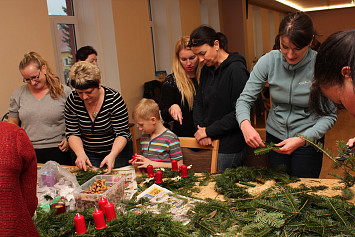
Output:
top-left (65, 86), bottom-right (131, 154)
top-left (160, 74), bottom-right (198, 137)
top-left (193, 52), bottom-right (249, 153)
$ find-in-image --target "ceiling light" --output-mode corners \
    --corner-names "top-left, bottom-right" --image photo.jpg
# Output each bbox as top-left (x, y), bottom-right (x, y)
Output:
top-left (275, 0), bottom-right (303, 11)
top-left (303, 3), bottom-right (355, 12)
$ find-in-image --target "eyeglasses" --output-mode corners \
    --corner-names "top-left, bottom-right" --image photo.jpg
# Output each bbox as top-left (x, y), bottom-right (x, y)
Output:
top-left (23, 70), bottom-right (41, 83)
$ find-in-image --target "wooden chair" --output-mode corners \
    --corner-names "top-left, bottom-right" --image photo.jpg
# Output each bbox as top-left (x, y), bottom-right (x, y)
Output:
top-left (128, 123), bottom-right (138, 155)
top-left (179, 137), bottom-right (219, 173)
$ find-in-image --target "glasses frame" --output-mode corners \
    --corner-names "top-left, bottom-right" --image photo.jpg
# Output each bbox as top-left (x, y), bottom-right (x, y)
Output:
top-left (23, 70), bottom-right (41, 83)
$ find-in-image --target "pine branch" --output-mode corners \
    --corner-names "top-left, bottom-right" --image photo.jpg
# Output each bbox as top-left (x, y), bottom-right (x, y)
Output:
top-left (254, 142), bottom-right (280, 155)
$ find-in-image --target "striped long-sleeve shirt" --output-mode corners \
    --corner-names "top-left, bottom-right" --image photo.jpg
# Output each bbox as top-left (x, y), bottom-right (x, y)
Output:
top-left (141, 129), bottom-right (183, 162)
top-left (64, 86), bottom-right (131, 154)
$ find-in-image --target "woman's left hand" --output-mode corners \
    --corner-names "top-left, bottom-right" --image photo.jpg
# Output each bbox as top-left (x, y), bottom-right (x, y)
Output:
top-left (194, 125), bottom-right (207, 141)
top-left (58, 138), bottom-right (69, 152)
top-left (275, 137), bottom-right (305, 155)
top-left (100, 154), bottom-right (116, 174)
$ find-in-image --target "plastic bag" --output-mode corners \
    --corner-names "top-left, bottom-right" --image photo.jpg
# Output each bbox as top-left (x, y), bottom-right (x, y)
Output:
top-left (37, 161), bottom-right (81, 210)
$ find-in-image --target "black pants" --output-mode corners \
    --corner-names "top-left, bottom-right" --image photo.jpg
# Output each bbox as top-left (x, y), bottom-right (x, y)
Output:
top-left (266, 132), bottom-right (324, 178)
top-left (35, 147), bottom-right (73, 166)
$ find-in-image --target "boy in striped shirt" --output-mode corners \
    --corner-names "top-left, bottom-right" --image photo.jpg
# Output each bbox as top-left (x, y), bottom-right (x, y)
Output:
top-left (129, 98), bottom-right (183, 169)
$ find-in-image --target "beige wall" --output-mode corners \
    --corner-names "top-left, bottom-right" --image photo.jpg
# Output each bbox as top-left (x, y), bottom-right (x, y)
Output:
top-left (218, 0), bottom-right (247, 56)
top-left (179, 0), bottom-right (201, 36)
top-left (111, 0), bottom-right (155, 123)
top-left (0, 0), bottom-right (56, 114)
top-left (308, 7), bottom-right (355, 42)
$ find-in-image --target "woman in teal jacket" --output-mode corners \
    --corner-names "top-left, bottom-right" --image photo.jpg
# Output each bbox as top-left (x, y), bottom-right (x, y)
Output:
top-left (236, 12), bottom-right (337, 178)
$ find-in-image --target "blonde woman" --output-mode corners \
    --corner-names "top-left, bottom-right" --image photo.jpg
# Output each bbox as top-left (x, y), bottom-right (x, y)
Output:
top-left (160, 36), bottom-right (201, 137)
top-left (8, 52), bottom-right (72, 165)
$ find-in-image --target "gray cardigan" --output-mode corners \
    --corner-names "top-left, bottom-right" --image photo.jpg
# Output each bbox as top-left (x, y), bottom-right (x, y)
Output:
top-left (236, 48), bottom-right (337, 140)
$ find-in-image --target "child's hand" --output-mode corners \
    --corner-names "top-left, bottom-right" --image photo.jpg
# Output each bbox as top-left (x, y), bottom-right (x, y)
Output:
top-left (134, 155), bottom-right (152, 168)
top-left (129, 154), bottom-right (140, 167)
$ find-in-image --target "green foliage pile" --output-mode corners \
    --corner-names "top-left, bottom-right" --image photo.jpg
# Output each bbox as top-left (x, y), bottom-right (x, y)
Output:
top-left (191, 186), bottom-right (355, 236)
top-left (215, 166), bottom-right (299, 198)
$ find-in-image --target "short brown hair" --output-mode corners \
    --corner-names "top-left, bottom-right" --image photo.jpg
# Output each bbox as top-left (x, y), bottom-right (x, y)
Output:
top-left (133, 98), bottom-right (160, 121)
top-left (69, 61), bottom-right (101, 89)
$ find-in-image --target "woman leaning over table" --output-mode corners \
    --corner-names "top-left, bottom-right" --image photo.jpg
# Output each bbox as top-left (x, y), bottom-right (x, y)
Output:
top-left (189, 25), bottom-right (249, 172)
top-left (236, 12), bottom-right (337, 178)
top-left (8, 52), bottom-right (72, 165)
top-left (65, 61), bottom-right (133, 174)
top-left (160, 36), bottom-right (201, 137)
top-left (309, 30), bottom-right (355, 150)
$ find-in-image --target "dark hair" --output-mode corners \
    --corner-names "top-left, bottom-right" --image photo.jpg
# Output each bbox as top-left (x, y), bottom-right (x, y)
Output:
top-left (309, 30), bottom-right (355, 116)
top-left (188, 25), bottom-right (229, 53)
top-left (275, 12), bottom-right (314, 49)
top-left (76, 46), bottom-right (97, 62)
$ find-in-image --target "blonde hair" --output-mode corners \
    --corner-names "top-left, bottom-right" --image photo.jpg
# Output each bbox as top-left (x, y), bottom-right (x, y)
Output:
top-left (19, 52), bottom-right (64, 99)
top-left (133, 98), bottom-right (160, 121)
top-left (69, 61), bottom-right (101, 89)
top-left (172, 36), bottom-right (202, 110)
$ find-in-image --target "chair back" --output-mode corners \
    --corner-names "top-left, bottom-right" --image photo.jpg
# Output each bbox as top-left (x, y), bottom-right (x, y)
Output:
top-left (179, 137), bottom-right (219, 173)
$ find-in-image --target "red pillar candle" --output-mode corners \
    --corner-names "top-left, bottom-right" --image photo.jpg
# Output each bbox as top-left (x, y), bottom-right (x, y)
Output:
top-left (179, 164), bottom-right (188, 177)
top-left (93, 208), bottom-right (107, 230)
top-left (74, 213), bottom-right (87, 235)
top-left (171, 159), bottom-right (178, 171)
top-left (155, 170), bottom-right (163, 183)
top-left (98, 197), bottom-right (108, 214)
top-left (147, 164), bottom-right (154, 178)
top-left (105, 201), bottom-right (117, 221)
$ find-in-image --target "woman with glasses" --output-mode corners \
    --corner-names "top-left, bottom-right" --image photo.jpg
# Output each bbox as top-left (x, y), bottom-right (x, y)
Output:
top-left (160, 36), bottom-right (201, 137)
top-left (65, 61), bottom-right (133, 174)
top-left (8, 52), bottom-right (72, 165)
top-left (189, 25), bottom-right (249, 172)
top-left (236, 12), bottom-right (337, 178)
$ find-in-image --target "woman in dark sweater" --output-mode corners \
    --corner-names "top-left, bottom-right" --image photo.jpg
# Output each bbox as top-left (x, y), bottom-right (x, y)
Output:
top-left (189, 25), bottom-right (249, 172)
top-left (160, 36), bottom-right (201, 137)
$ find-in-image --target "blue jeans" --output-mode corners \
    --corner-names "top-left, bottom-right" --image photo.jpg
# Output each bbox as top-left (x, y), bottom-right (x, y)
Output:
top-left (86, 140), bottom-right (133, 168)
top-left (217, 148), bottom-right (246, 172)
top-left (266, 132), bottom-right (323, 178)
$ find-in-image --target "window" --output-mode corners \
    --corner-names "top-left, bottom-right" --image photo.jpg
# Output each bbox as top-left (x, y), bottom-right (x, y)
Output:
top-left (47, 0), bottom-right (78, 85)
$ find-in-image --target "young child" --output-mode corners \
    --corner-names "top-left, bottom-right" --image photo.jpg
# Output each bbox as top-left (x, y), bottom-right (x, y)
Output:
top-left (129, 98), bottom-right (183, 169)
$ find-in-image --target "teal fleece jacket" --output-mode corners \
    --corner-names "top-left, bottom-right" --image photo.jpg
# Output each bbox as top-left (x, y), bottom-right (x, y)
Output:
top-left (236, 48), bottom-right (337, 140)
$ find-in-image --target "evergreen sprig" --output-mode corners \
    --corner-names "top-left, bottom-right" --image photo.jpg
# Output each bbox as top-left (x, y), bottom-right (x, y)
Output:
top-left (254, 142), bottom-right (280, 155)
top-left (297, 134), bottom-right (355, 190)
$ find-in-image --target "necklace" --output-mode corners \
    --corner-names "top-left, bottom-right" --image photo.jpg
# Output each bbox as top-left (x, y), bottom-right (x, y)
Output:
top-left (92, 88), bottom-right (101, 118)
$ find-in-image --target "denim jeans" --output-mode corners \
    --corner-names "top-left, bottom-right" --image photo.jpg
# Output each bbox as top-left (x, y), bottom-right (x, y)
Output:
top-left (266, 132), bottom-right (324, 178)
top-left (217, 147), bottom-right (246, 172)
top-left (86, 140), bottom-right (133, 168)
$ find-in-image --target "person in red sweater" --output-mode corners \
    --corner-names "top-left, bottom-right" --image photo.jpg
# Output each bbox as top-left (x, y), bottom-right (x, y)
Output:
top-left (0, 122), bottom-right (39, 236)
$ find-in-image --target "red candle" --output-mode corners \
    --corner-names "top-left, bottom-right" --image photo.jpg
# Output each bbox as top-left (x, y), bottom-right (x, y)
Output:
top-left (179, 164), bottom-right (188, 177)
top-left (105, 201), bottom-right (117, 221)
top-left (93, 208), bottom-right (106, 230)
top-left (98, 197), bottom-right (108, 214)
top-left (147, 164), bottom-right (154, 178)
top-left (171, 159), bottom-right (178, 171)
top-left (74, 213), bottom-right (87, 235)
top-left (155, 170), bottom-right (163, 183)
